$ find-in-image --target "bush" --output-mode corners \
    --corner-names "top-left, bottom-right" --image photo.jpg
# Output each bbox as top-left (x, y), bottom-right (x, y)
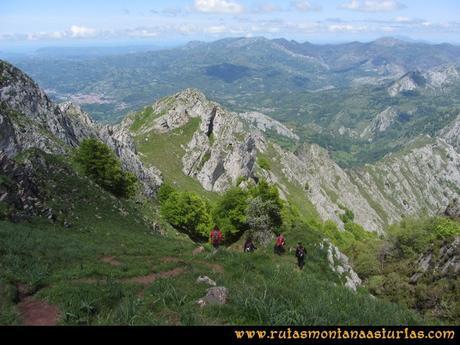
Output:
top-left (157, 183), bottom-right (175, 204)
top-left (74, 139), bottom-right (137, 198)
top-left (257, 156), bottom-right (271, 171)
top-left (339, 208), bottom-right (355, 224)
top-left (160, 191), bottom-right (212, 241)
top-left (249, 180), bottom-right (283, 229)
top-left (213, 187), bottom-right (249, 243)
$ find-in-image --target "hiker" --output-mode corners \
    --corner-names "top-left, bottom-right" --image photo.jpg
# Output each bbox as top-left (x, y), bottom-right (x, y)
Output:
top-left (243, 237), bottom-right (257, 253)
top-left (295, 242), bottom-right (306, 270)
top-left (274, 233), bottom-right (286, 255)
top-left (210, 226), bottom-right (223, 249)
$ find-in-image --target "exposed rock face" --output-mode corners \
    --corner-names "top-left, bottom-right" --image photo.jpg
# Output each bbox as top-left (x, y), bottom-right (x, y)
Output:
top-left (361, 107), bottom-right (398, 139)
top-left (424, 65), bottom-right (460, 89)
top-left (440, 114), bottom-right (460, 152)
top-left (350, 138), bottom-right (460, 227)
top-left (388, 65), bottom-right (459, 97)
top-left (0, 61), bottom-right (89, 155)
top-left (410, 236), bottom-right (460, 283)
top-left (129, 88), bottom-right (459, 233)
top-left (183, 104), bottom-right (258, 192)
top-left (388, 71), bottom-right (424, 96)
top-left (97, 124), bottom-right (162, 197)
top-left (0, 60), bottom-right (161, 197)
top-left (132, 89), bottom-right (259, 192)
top-left (321, 240), bottom-right (362, 292)
top-left (238, 111), bottom-right (299, 140)
top-left (0, 152), bottom-right (42, 220)
top-left (276, 143), bottom-right (384, 232)
top-left (445, 199), bottom-right (460, 219)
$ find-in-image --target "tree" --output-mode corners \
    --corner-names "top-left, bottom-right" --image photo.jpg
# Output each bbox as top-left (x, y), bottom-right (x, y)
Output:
top-left (246, 196), bottom-right (283, 246)
top-left (74, 139), bottom-right (136, 198)
top-left (213, 187), bottom-right (249, 242)
top-left (250, 180), bottom-right (283, 230)
top-left (160, 191), bottom-right (212, 241)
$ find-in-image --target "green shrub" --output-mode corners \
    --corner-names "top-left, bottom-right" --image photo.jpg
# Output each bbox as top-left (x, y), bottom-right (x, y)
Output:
top-left (160, 191), bottom-right (212, 241)
top-left (339, 208), bottom-right (355, 224)
top-left (74, 139), bottom-right (137, 198)
top-left (213, 187), bottom-right (249, 243)
top-left (257, 156), bottom-right (271, 171)
top-left (157, 183), bottom-right (176, 204)
top-left (432, 217), bottom-right (460, 239)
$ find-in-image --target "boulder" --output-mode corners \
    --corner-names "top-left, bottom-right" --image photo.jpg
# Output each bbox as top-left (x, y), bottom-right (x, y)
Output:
top-left (197, 287), bottom-right (228, 307)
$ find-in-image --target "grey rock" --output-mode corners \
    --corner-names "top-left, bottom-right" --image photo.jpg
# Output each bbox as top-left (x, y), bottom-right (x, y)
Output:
top-left (197, 287), bottom-right (229, 307)
top-left (196, 276), bottom-right (217, 287)
top-left (0, 60), bottom-right (162, 198)
top-left (322, 240), bottom-right (362, 292)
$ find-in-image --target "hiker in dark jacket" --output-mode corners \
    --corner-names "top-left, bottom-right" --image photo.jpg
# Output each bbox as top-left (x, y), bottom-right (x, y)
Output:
top-left (295, 242), bottom-right (306, 270)
top-left (243, 237), bottom-right (257, 253)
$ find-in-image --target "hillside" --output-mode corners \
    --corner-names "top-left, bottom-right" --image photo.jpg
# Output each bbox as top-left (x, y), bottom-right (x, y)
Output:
top-left (125, 88), bottom-right (460, 233)
top-left (1, 60), bottom-right (459, 325)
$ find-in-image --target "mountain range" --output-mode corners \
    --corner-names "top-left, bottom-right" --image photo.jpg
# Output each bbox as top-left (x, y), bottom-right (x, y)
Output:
top-left (0, 36), bottom-right (459, 325)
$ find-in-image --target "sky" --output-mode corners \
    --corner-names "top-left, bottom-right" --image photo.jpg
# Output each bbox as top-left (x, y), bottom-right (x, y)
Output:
top-left (1, 0), bottom-right (460, 51)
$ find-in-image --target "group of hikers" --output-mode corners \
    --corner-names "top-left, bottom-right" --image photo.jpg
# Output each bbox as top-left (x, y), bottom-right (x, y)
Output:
top-left (209, 226), bottom-right (307, 270)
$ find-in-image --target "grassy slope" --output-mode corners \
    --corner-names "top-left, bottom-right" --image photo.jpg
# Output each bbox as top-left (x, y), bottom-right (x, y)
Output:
top-left (132, 114), bottom-right (218, 201)
top-left (0, 150), bottom-right (422, 325)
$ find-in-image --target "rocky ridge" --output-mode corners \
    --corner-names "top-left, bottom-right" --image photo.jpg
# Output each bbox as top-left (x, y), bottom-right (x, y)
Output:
top-left (388, 65), bottom-right (460, 97)
top-left (0, 60), bottom-right (161, 197)
top-left (129, 88), bottom-right (460, 233)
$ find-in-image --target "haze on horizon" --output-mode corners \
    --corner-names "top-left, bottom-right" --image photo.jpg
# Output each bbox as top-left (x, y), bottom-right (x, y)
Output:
top-left (1, 0), bottom-right (460, 52)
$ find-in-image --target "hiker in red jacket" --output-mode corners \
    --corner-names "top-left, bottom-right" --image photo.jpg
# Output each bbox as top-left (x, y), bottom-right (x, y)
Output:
top-left (210, 226), bottom-right (223, 249)
top-left (274, 233), bottom-right (286, 255)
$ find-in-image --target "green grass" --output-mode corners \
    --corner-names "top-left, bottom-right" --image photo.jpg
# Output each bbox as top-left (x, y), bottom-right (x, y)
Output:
top-left (0, 160), bottom-right (424, 327)
top-left (0, 142), bottom-right (426, 326)
top-left (134, 117), bottom-right (217, 200)
top-left (0, 216), bottom-right (423, 325)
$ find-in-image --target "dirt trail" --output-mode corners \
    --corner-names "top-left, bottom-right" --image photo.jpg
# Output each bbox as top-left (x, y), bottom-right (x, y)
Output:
top-left (16, 284), bottom-right (60, 326)
top-left (124, 267), bottom-right (185, 285)
top-left (161, 256), bottom-right (224, 273)
top-left (100, 256), bottom-right (122, 267)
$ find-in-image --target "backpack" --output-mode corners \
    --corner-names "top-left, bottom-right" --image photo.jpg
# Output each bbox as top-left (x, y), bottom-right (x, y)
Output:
top-left (276, 236), bottom-right (284, 247)
top-left (212, 230), bottom-right (220, 242)
top-left (297, 247), bottom-right (305, 258)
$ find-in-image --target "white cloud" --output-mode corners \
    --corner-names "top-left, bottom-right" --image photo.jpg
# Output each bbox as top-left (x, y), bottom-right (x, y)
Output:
top-left (395, 16), bottom-right (411, 23)
top-left (194, 0), bottom-right (244, 14)
top-left (328, 24), bottom-right (368, 32)
top-left (255, 3), bottom-right (282, 13)
top-left (339, 0), bottom-right (405, 12)
top-left (69, 25), bottom-right (96, 38)
top-left (292, 1), bottom-right (322, 12)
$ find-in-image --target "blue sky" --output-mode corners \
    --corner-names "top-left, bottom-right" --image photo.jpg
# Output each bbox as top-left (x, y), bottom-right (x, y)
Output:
top-left (1, 0), bottom-right (460, 50)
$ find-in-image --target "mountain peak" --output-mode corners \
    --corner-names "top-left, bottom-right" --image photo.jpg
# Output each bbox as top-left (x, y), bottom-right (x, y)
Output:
top-left (373, 37), bottom-right (406, 47)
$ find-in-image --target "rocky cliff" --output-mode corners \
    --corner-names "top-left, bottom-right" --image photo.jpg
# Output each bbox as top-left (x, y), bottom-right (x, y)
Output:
top-left (388, 65), bottom-right (460, 97)
top-left (128, 88), bottom-right (460, 234)
top-left (2, 60), bottom-right (458, 234)
top-left (0, 60), bottom-right (161, 197)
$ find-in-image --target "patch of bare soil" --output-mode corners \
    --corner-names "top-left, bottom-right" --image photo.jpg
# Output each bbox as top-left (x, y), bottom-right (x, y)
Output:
top-left (124, 267), bottom-right (185, 286)
top-left (100, 256), bottom-right (122, 267)
top-left (17, 297), bottom-right (60, 326)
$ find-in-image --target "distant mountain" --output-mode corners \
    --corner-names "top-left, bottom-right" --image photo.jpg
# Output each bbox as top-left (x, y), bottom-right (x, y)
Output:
top-left (1, 60), bottom-right (459, 325)
top-left (8, 36), bottom-right (460, 122)
top-left (32, 45), bottom-right (164, 59)
top-left (5, 37), bottom-right (460, 169)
